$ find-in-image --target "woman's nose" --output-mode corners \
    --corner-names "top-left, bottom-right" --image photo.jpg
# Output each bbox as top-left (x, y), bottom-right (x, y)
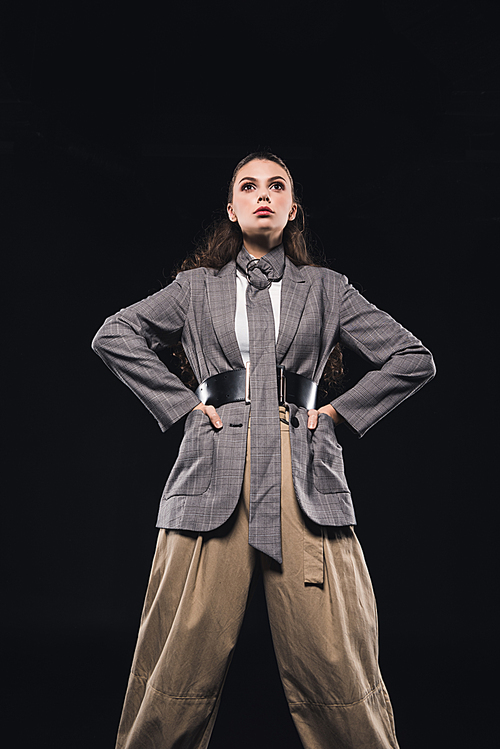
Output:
top-left (258, 193), bottom-right (270, 202)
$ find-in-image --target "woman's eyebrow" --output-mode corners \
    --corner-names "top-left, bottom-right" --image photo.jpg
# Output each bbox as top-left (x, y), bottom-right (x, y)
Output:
top-left (238, 175), bottom-right (288, 184)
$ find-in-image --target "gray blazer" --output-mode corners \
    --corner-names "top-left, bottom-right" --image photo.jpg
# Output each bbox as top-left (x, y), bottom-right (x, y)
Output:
top-left (92, 257), bottom-right (435, 532)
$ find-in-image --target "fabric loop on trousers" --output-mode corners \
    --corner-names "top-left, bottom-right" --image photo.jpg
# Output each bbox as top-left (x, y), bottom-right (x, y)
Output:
top-left (278, 411), bottom-right (324, 584)
top-left (304, 528), bottom-right (324, 585)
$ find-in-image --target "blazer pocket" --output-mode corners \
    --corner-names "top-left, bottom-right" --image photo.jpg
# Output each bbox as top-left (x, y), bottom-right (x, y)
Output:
top-left (311, 414), bottom-right (350, 495)
top-left (162, 410), bottom-right (214, 498)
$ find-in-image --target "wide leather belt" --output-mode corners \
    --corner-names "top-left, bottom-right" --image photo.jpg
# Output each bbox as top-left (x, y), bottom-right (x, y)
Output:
top-left (195, 364), bottom-right (318, 410)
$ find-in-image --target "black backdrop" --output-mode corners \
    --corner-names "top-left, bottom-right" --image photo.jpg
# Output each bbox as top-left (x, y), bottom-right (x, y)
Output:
top-left (2, 2), bottom-right (499, 747)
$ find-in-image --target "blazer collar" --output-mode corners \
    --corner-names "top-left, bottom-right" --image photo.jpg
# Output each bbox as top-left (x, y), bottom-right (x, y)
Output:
top-left (206, 261), bottom-right (245, 370)
top-left (276, 258), bottom-right (310, 362)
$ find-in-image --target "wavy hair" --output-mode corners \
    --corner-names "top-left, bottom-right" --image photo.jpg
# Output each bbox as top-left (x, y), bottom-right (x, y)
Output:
top-left (171, 152), bottom-right (343, 396)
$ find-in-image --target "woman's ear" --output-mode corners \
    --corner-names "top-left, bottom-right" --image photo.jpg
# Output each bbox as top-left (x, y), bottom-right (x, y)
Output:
top-left (227, 204), bottom-right (238, 222)
top-left (289, 203), bottom-right (297, 221)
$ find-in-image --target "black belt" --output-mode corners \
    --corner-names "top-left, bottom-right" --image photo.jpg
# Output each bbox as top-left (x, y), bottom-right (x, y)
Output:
top-left (195, 364), bottom-right (317, 410)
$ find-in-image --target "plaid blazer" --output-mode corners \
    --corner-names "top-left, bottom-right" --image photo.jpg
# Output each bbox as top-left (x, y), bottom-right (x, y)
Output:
top-left (92, 258), bottom-right (435, 532)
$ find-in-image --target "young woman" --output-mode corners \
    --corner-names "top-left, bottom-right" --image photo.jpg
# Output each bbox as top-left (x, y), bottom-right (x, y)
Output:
top-left (93, 152), bottom-right (435, 749)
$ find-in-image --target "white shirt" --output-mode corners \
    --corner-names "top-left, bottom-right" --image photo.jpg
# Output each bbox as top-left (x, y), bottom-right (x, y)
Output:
top-left (235, 266), bottom-right (282, 365)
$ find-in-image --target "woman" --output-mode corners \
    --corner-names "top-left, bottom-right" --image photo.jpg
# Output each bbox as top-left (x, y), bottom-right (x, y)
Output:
top-left (92, 152), bottom-right (435, 749)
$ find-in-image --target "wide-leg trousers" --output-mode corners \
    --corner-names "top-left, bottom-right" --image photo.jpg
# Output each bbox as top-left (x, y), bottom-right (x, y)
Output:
top-left (115, 410), bottom-right (400, 749)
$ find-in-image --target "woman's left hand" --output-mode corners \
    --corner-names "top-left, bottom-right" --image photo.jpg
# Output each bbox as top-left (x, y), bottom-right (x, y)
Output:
top-left (307, 405), bottom-right (343, 430)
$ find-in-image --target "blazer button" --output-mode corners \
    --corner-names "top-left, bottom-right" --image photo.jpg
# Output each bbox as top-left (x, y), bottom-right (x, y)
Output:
top-left (290, 416), bottom-right (299, 428)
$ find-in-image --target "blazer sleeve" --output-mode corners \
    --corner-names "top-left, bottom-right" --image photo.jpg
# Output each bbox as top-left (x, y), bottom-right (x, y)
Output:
top-left (92, 273), bottom-right (201, 432)
top-left (330, 275), bottom-right (436, 438)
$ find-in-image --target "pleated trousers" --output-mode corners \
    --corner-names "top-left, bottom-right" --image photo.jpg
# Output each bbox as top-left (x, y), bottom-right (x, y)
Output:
top-left (115, 410), bottom-right (400, 749)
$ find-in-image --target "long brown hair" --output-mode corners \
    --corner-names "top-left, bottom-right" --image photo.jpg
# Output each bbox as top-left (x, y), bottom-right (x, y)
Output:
top-left (172, 152), bottom-right (343, 396)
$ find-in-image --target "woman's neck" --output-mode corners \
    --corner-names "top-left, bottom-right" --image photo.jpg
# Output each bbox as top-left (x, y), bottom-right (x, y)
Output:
top-left (242, 232), bottom-right (283, 259)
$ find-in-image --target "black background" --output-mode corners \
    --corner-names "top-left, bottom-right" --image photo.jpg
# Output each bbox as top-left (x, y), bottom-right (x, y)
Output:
top-left (2, 1), bottom-right (499, 747)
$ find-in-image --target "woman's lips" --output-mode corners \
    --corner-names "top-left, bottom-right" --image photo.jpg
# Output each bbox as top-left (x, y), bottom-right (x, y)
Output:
top-left (254, 208), bottom-right (273, 215)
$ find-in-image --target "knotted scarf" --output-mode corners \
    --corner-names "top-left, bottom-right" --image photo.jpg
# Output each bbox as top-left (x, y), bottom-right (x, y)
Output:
top-left (236, 244), bottom-right (285, 563)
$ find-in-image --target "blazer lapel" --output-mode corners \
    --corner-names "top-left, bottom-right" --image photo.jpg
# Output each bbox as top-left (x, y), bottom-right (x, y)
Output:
top-left (206, 261), bottom-right (245, 370)
top-left (276, 258), bottom-right (310, 362)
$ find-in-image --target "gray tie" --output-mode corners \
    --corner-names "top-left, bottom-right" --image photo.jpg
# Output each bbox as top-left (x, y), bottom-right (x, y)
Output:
top-left (236, 244), bottom-right (285, 564)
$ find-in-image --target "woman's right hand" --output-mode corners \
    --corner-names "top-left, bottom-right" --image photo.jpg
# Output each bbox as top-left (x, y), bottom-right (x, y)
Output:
top-left (192, 402), bottom-right (223, 429)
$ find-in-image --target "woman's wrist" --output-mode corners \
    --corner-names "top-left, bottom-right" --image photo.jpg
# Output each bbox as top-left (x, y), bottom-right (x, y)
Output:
top-left (320, 404), bottom-right (343, 425)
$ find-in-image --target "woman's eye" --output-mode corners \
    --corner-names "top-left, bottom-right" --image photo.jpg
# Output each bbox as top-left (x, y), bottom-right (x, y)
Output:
top-left (240, 182), bottom-right (285, 192)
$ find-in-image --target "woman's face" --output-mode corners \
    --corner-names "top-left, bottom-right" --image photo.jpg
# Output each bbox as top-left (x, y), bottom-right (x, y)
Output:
top-left (227, 159), bottom-right (297, 247)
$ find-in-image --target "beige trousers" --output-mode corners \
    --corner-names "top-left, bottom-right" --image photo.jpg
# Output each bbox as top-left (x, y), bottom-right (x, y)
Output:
top-left (116, 410), bottom-right (399, 749)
